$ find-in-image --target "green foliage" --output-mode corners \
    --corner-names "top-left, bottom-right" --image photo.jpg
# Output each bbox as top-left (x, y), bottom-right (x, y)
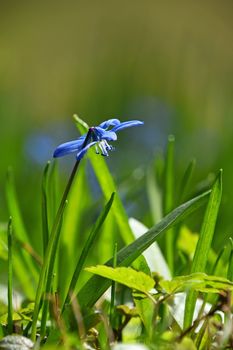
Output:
top-left (1, 119), bottom-right (232, 349)
top-left (85, 266), bottom-right (155, 294)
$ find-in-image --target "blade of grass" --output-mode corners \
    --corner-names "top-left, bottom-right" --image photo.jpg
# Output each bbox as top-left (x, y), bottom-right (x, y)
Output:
top-left (62, 192), bottom-right (115, 311)
top-left (6, 168), bottom-right (38, 283)
top-left (58, 160), bottom-right (90, 302)
top-left (184, 169), bottom-right (222, 328)
top-left (48, 159), bottom-right (59, 229)
top-left (146, 161), bottom-right (163, 224)
top-left (40, 206), bottom-right (66, 340)
top-left (110, 242), bottom-right (118, 325)
top-left (42, 161), bottom-right (50, 257)
top-left (164, 135), bottom-right (175, 274)
top-left (78, 189), bottom-right (210, 308)
top-left (227, 238), bottom-right (233, 281)
top-left (178, 158), bottom-right (196, 203)
top-left (7, 217), bottom-right (13, 334)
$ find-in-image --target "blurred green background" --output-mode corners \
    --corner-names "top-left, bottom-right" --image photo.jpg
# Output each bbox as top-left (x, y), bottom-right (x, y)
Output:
top-left (0, 1), bottom-right (233, 245)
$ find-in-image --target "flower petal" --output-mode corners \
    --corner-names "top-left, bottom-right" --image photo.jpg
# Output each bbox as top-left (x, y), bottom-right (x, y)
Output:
top-left (111, 120), bottom-right (144, 132)
top-left (53, 135), bottom-right (86, 158)
top-left (94, 127), bottom-right (117, 141)
top-left (76, 141), bottom-right (98, 160)
top-left (98, 119), bottom-right (121, 129)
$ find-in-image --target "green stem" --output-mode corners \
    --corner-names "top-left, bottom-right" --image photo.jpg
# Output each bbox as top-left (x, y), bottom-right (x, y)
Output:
top-left (7, 217), bottom-right (13, 334)
top-left (110, 242), bottom-right (118, 325)
top-left (31, 129), bottom-right (92, 341)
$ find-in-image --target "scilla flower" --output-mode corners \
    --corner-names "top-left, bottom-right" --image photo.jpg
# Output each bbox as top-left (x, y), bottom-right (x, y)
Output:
top-left (53, 119), bottom-right (144, 160)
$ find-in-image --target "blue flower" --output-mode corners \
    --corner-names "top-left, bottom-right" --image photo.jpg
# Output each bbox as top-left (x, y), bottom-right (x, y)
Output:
top-left (53, 119), bottom-right (144, 160)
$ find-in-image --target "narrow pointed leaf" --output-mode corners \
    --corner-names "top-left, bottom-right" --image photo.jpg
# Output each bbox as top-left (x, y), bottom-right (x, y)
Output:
top-left (62, 192), bottom-right (115, 309)
top-left (184, 169), bottom-right (222, 328)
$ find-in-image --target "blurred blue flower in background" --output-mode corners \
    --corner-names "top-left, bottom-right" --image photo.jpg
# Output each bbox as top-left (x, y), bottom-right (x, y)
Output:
top-left (53, 119), bottom-right (144, 160)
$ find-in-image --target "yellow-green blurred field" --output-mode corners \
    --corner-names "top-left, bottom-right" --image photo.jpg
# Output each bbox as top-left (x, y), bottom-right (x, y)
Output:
top-left (1, 1), bottom-right (232, 241)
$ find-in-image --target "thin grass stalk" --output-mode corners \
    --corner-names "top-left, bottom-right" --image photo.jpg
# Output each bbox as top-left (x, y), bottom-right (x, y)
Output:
top-left (178, 158), bottom-right (196, 204)
top-left (7, 217), bottom-right (13, 334)
top-left (164, 135), bottom-right (175, 275)
top-left (31, 129), bottom-right (93, 341)
top-left (42, 161), bottom-right (50, 257)
top-left (62, 192), bottom-right (115, 312)
top-left (40, 211), bottom-right (66, 340)
top-left (227, 238), bottom-right (233, 281)
top-left (110, 242), bottom-right (118, 325)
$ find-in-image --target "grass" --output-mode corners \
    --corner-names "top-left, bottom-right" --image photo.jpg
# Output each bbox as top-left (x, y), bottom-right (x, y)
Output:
top-left (0, 117), bottom-right (232, 349)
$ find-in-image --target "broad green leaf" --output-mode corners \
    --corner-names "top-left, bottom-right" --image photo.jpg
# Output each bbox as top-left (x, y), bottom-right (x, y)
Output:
top-left (85, 266), bottom-right (154, 294)
top-left (78, 189), bottom-right (210, 308)
top-left (160, 273), bottom-right (233, 294)
top-left (134, 296), bottom-right (154, 337)
top-left (184, 170), bottom-right (222, 328)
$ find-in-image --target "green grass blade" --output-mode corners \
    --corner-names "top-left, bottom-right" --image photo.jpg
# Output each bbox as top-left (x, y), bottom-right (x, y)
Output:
top-left (179, 158), bottom-right (196, 203)
top-left (227, 238), bottom-right (233, 281)
top-left (62, 192), bottom-right (115, 310)
top-left (110, 242), bottom-right (118, 325)
top-left (48, 160), bottom-right (59, 229)
top-left (146, 161), bottom-right (163, 224)
top-left (78, 189), bottom-right (210, 308)
top-left (6, 169), bottom-right (30, 243)
top-left (58, 160), bottom-right (90, 301)
top-left (7, 217), bottom-right (13, 334)
top-left (31, 196), bottom-right (68, 341)
top-left (40, 207), bottom-right (66, 340)
top-left (184, 169), bottom-right (222, 328)
top-left (164, 135), bottom-right (175, 274)
top-left (6, 169), bottom-right (38, 293)
top-left (42, 161), bottom-right (50, 257)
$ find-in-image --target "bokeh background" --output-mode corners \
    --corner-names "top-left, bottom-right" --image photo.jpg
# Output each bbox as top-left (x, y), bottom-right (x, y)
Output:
top-left (0, 0), bottom-right (233, 246)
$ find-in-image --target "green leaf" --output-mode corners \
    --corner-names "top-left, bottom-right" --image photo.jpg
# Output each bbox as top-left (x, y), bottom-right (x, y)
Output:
top-left (146, 161), bottom-right (163, 224)
top-left (160, 273), bottom-right (233, 294)
top-left (85, 266), bottom-right (154, 294)
top-left (78, 189), bottom-right (210, 308)
top-left (58, 160), bottom-right (90, 301)
top-left (5, 169), bottom-right (38, 297)
top-left (184, 169), bottom-right (222, 328)
top-left (62, 192), bottom-right (115, 309)
top-left (178, 158), bottom-right (196, 204)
